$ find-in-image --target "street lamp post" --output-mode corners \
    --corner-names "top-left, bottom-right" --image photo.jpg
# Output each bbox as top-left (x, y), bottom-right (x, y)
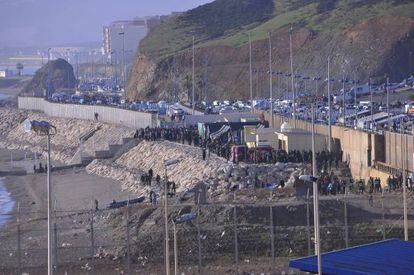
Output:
top-left (401, 123), bottom-right (408, 241)
top-left (386, 77), bottom-right (390, 130)
top-left (163, 159), bottom-right (180, 275)
top-left (268, 31), bottom-right (274, 127)
top-left (249, 32), bottom-right (253, 113)
top-left (369, 77), bottom-right (373, 129)
top-left (289, 25), bottom-right (296, 125)
top-left (66, 48), bottom-right (71, 90)
top-left (327, 56), bottom-right (332, 152)
top-left (119, 27), bottom-right (126, 89)
top-left (192, 36), bottom-right (195, 115)
top-left (23, 120), bottom-right (57, 275)
top-left (47, 48), bottom-right (52, 98)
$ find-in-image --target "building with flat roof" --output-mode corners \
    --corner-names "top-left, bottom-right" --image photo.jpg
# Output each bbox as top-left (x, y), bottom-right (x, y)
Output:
top-left (103, 19), bottom-right (148, 62)
top-left (247, 122), bottom-right (327, 153)
top-left (103, 14), bottom-right (177, 62)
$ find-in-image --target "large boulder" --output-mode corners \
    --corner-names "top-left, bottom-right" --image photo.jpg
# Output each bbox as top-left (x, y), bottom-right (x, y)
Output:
top-left (22, 58), bottom-right (76, 96)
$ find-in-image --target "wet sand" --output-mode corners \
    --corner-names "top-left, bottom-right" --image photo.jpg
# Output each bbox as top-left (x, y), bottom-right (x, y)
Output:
top-left (0, 147), bottom-right (134, 273)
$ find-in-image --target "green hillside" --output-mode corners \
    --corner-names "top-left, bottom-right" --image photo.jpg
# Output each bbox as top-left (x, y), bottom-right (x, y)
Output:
top-left (139, 0), bottom-right (275, 58)
top-left (139, 0), bottom-right (414, 58)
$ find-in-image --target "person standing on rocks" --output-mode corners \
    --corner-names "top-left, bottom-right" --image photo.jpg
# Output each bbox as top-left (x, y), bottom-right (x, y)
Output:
top-left (202, 147), bottom-right (206, 161)
top-left (156, 174), bottom-right (161, 186)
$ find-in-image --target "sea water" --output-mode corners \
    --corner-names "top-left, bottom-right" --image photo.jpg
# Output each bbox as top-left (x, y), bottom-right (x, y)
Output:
top-left (0, 177), bottom-right (15, 227)
top-left (0, 93), bottom-right (11, 101)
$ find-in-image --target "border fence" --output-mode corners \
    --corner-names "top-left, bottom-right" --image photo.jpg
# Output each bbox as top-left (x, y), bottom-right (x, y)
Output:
top-left (0, 192), bottom-right (412, 274)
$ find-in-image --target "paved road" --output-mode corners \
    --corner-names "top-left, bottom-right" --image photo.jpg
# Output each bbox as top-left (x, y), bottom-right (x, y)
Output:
top-left (177, 103), bottom-right (204, 115)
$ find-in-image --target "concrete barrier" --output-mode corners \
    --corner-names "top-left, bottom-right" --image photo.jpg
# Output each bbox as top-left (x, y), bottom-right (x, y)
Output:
top-left (258, 111), bottom-right (413, 180)
top-left (18, 96), bottom-right (157, 129)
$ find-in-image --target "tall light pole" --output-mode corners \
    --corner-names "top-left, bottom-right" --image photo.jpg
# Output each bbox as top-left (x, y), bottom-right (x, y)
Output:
top-left (289, 25), bottom-right (296, 125)
top-left (23, 120), bottom-right (56, 275)
top-left (249, 32), bottom-right (253, 113)
top-left (192, 36), bottom-right (195, 115)
top-left (327, 56), bottom-right (332, 153)
top-left (369, 77), bottom-right (373, 129)
top-left (268, 31), bottom-right (274, 127)
top-left (47, 48), bottom-right (52, 98)
top-left (66, 48), bottom-right (71, 90)
top-left (342, 75), bottom-right (346, 126)
top-left (163, 159), bottom-right (180, 275)
top-left (119, 26), bottom-right (126, 89)
top-left (354, 79), bottom-right (358, 128)
top-left (386, 77), bottom-right (390, 130)
top-left (402, 124), bottom-right (408, 241)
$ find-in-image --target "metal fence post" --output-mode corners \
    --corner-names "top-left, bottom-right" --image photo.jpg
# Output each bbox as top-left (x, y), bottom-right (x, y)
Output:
top-left (126, 199), bottom-right (131, 275)
top-left (306, 188), bottom-right (311, 255)
top-left (381, 192), bottom-right (386, 240)
top-left (54, 222), bottom-right (58, 274)
top-left (269, 203), bottom-right (275, 274)
top-left (197, 195), bottom-right (202, 274)
top-left (17, 202), bottom-right (21, 274)
top-left (343, 196), bottom-right (349, 248)
top-left (90, 203), bottom-right (95, 273)
top-left (233, 192), bottom-right (239, 275)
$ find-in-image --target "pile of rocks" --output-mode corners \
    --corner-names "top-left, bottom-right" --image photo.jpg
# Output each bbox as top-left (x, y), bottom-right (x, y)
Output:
top-left (0, 107), bottom-right (134, 164)
top-left (87, 140), bottom-right (309, 197)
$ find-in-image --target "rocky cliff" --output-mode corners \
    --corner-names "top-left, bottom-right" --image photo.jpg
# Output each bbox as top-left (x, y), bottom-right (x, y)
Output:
top-left (22, 58), bottom-right (76, 96)
top-left (127, 0), bottom-right (414, 101)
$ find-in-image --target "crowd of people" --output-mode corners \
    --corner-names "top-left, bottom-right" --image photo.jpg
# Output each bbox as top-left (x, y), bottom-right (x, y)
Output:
top-left (140, 168), bottom-right (177, 205)
top-left (33, 163), bottom-right (48, 174)
top-left (134, 127), bottom-right (201, 146)
top-left (132, 125), bottom-right (412, 200)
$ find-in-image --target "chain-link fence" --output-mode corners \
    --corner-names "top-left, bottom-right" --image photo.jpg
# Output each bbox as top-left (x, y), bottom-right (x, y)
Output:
top-left (0, 192), bottom-right (413, 274)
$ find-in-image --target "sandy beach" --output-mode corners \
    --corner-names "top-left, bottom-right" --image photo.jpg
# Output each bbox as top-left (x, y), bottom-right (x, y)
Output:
top-left (0, 147), bottom-right (134, 274)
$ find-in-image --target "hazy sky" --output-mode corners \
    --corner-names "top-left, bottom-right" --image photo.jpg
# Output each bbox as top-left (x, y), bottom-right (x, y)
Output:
top-left (0, 0), bottom-right (213, 49)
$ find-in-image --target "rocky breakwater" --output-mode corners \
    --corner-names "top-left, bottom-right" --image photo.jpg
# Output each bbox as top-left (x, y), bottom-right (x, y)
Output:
top-left (0, 107), bottom-right (134, 164)
top-left (86, 140), bottom-right (309, 198)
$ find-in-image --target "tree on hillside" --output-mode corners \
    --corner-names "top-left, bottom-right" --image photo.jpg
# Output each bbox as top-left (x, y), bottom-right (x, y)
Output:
top-left (16, 63), bottom-right (24, 76)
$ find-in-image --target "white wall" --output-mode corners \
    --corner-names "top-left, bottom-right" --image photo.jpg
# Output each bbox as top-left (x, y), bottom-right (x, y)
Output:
top-left (18, 97), bottom-right (157, 129)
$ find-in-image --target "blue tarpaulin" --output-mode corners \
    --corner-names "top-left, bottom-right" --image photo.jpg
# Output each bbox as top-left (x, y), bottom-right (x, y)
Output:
top-left (289, 239), bottom-right (414, 274)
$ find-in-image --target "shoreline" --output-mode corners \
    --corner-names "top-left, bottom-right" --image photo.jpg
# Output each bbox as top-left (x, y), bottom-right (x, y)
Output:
top-left (0, 147), bottom-right (133, 230)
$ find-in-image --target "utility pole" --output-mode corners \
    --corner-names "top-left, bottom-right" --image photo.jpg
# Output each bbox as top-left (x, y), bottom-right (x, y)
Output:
top-left (203, 55), bottom-right (209, 107)
top-left (66, 48), bottom-right (71, 90)
top-left (311, 103), bottom-right (322, 275)
top-left (342, 74), bottom-right (346, 126)
top-left (327, 56), bottom-right (332, 152)
top-left (164, 167), bottom-right (171, 275)
top-left (289, 25), bottom-right (296, 125)
top-left (119, 26), bottom-right (126, 90)
top-left (47, 48), bottom-right (52, 98)
top-left (269, 31), bottom-right (274, 127)
top-left (47, 132), bottom-right (53, 275)
top-left (249, 32), bottom-right (253, 113)
top-left (386, 77), bottom-right (390, 130)
top-left (370, 78), bottom-right (373, 129)
top-left (192, 36), bottom-right (195, 115)
top-left (354, 77), bottom-right (358, 127)
top-left (402, 124), bottom-right (408, 241)
top-left (173, 56), bottom-right (177, 102)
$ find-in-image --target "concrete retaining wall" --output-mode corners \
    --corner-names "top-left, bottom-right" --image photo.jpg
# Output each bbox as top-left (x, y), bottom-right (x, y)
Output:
top-left (18, 96), bottom-right (157, 129)
top-left (260, 112), bottom-right (413, 180)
